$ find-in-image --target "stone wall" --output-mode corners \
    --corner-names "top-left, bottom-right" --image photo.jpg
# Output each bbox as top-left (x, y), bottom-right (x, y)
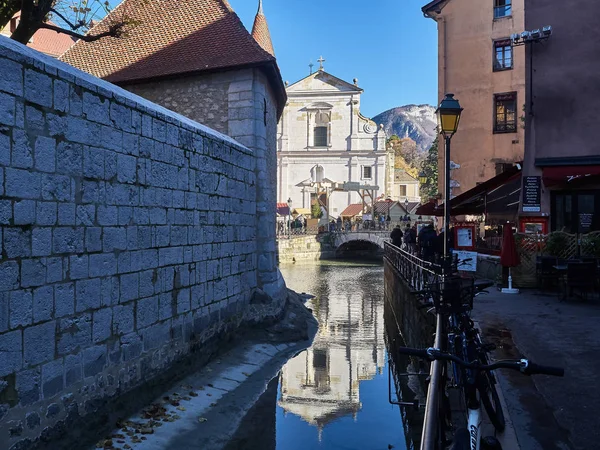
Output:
top-left (124, 68), bottom-right (284, 303)
top-left (277, 235), bottom-right (334, 264)
top-left (0, 36), bottom-right (283, 449)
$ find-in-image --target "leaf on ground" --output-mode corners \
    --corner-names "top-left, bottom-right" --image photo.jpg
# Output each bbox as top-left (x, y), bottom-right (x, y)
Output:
top-left (198, 386), bottom-right (205, 391)
top-left (140, 427), bottom-right (154, 435)
top-left (189, 392), bottom-right (198, 397)
top-left (173, 414), bottom-right (181, 420)
top-left (169, 400), bottom-right (180, 406)
top-left (182, 396), bottom-right (191, 401)
top-left (182, 384), bottom-right (193, 389)
top-left (198, 417), bottom-right (208, 423)
top-left (206, 368), bottom-right (213, 372)
top-left (242, 372), bottom-right (250, 377)
top-left (206, 393), bottom-right (212, 397)
top-left (210, 402), bottom-right (217, 407)
top-left (124, 446), bottom-right (132, 450)
top-left (176, 406), bottom-right (186, 411)
top-left (207, 383), bottom-right (214, 388)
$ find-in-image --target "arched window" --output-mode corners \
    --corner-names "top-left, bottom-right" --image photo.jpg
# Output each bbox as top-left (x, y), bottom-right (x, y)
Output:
top-left (314, 111), bottom-right (330, 147)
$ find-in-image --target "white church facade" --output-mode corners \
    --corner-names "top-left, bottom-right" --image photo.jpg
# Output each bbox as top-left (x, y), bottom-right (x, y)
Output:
top-left (277, 63), bottom-right (387, 218)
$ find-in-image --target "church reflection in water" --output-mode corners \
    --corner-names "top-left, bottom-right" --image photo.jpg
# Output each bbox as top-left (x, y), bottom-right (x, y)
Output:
top-left (277, 283), bottom-right (385, 437)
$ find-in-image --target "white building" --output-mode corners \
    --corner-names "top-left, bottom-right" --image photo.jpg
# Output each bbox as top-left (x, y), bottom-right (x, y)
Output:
top-left (277, 61), bottom-right (387, 218)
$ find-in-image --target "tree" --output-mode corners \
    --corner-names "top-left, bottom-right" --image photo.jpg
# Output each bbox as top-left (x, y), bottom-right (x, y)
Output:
top-left (2, 0), bottom-right (137, 45)
top-left (420, 137), bottom-right (439, 200)
top-left (311, 201), bottom-right (323, 219)
top-left (387, 135), bottom-right (419, 178)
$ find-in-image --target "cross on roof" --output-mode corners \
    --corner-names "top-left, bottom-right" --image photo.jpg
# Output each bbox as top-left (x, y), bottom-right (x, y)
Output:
top-left (318, 56), bottom-right (325, 71)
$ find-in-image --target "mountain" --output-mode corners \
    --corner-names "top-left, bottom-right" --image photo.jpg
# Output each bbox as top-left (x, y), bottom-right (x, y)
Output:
top-left (372, 104), bottom-right (437, 153)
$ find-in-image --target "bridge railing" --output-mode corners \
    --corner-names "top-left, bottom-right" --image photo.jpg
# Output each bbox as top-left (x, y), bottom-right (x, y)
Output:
top-left (383, 242), bottom-right (443, 292)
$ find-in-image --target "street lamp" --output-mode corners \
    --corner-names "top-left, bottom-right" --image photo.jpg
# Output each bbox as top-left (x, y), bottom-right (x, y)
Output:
top-left (436, 93), bottom-right (463, 272)
top-left (418, 171), bottom-right (428, 185)
top-left (287, 197), bottom-right (292, 237)
top-left (404, 198), bottom-right (410, 223)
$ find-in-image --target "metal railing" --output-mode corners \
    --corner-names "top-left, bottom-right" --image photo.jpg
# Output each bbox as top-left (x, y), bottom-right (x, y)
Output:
top-left (384, 242), bottom-right (443, 292)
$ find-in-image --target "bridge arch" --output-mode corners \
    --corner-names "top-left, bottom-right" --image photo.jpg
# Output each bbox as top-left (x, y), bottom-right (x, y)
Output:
top-left (332, 231), bottom-right (390, 250)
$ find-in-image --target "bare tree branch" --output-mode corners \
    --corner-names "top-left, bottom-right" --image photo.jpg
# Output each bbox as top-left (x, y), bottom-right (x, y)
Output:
top-left (49, 7), bottom-right (82, 31)
top-left (38, 20), bottom-right (125, 42)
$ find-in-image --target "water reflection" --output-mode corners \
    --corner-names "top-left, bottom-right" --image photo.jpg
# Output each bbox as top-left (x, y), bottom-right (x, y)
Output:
top-left (276, 261), bottom-right (404, 450)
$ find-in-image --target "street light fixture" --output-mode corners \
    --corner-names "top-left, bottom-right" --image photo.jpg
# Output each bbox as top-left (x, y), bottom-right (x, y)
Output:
top-left (418, 171), bottom-right (428, 185)
top-left (287, 197), bottom-right (292, 237)
top-left (436, 93), bottom-right (463, 272)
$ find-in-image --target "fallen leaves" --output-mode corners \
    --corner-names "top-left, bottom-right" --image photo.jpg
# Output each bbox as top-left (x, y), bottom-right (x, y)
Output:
top-left (198, 417), bottom-right (208, 423)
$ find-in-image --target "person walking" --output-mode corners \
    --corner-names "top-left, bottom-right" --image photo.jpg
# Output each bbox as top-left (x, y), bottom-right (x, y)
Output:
top-left (386, 214), bottom-right (391, 231)
top-left (390, 226), bottom-right (404, 247)
top-left (418, 222), bottom-right (437, 261)
top-left (404, 224), bottom-right (417, 254)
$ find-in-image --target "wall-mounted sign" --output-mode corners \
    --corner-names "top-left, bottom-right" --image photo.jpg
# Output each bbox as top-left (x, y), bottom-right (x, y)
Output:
top-left (522, 176), bottom-right (541, 212)
top-left (579, 213), bottom-right (593, 233)
top-left (452, 250), bottom-right (478, 272)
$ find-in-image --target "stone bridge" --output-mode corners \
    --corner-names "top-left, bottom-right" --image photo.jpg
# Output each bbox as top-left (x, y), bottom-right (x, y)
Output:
top-left (330, 231), bottom-right (390, 250)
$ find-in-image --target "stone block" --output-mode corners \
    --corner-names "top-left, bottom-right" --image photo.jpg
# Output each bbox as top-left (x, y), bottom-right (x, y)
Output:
top-left (13, 200), bottom-right (35, 225)
top-left (41, 359), bottom-right (64, 398)
top-left (41, 174), bottom-right (72, 202)
top-left (120, 272), bottom-right (139, 302)
top-left (118, 206), bottom-right (133, 225)
top-left (32, 285), bottom-right (53, 323)
top-left (0, 133), bottom-right (9, 166)
top-left (21, 258), bottom-right (46, 288)
top-left (75, 278), bottom-right (101, 312)
top-left (0, 330), bottom-right (22, 377)
top-left (24, 321), bottom-right (55, 366)
top-left (136, 296), bottom-right (158, 329)
top-left (117, 154), bottom-right (137, 183)
top-left (0, 199), bottom-right (10, 224)
top-left (138, 269), bottom-right (155, 298)
top-left (113, 303), bottom-right (134, 335)
top-left (159, 246), bottom-right (183, 266)
top-left (57, 203), bottom-right (75, 225)
top-left (34, 136), bottom-right (56, 173)
top-left (142, 320), bottom-right (170, 351)
top-left (103, 227), bottom-right (127, 252)
top-left (54, 283), bottom-right (74, 318)
top-left (177, 288), bottom-right (191, 314)
top-left (10, 289), bottom-right (33, 328)
top-left (92, 308), bottom-right (112, 343)
top-left (56, 142), bottom-right (83, 176)
top-left (57, 314), bottom-right (91, 355)
top-left (53, 227), bottom-right (84, 254)
top-left (11, 129), bottom-right (33, 169)
top-left (36, 202), bottom-right (57, 225)
top-left (5, 168), bottom-right (41, 199)
top-left (54, 79), bottom-right (69, 113)
top-left (83, 92), bottom-right (110, 124)
top-left (158, 292), bottom-right (173, 321)
top-left (83, 345), bottom-right (107, 377)
top-left (97, 205), bottom-right (118, 226)
top-left (121, 332), bottom-right (142, 361)
top-left (89, 253), bottom-right (117, 278)
top-left (24, 69), bottom-right (52, 107)
top-left (85, 227), bottom-right (102, 252)
top-left (26, 411), bottom-right (40, 429)
top-left (0, 91), bottom-right (15, 125)
top-left (69, 254), bottom-right (88, 280)
top-left (0, 293), bottom-right (7, 332)
top-left (4, 228), bottom-right (31, 258)
top-left (0, 57), bottom-right (23, 96)
top-left (101, 276), bottom-right (119, 307)
top-left (83, 146), bottom-right (104, 179)
top-left (76, 204), bottom-right (95, 226)
top-left (16, 368), bottom-right (39, 406)
top-left (46, 257), bottom-right (63, 284)
top-left (64, 353), bottom-right (82, 387)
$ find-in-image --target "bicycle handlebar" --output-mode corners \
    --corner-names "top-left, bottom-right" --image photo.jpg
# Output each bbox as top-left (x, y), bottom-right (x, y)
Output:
top-left (397, 347), bottom-right (564, 377)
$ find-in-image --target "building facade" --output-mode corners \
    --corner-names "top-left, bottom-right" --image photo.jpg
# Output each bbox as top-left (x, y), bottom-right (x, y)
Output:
top-left (423, 0), bottom-right (526, 199)
top-left (521, 0), bottom-right (600, 233)
top-left (61, 0), bottom-right (287, 299)
top-left (277, 66), bottom-right (387, 218)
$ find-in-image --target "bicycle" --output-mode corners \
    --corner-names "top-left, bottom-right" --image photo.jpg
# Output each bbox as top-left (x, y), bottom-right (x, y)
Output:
top-left (396, 346), bottom-right (564, 450)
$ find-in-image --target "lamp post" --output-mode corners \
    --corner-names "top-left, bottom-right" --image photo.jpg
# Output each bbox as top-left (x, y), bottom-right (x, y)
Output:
top-left (287, 198), bottom-right (292, 238)
top-left (436, 94), bottom-right (463, 272)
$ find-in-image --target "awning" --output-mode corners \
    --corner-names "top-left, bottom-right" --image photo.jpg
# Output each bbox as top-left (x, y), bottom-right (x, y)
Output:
top-left (276, 203), bottom-right (290, 216)
top-left (432, 164), bottom-right (523, 217)
top-left (292, 208), bottom-right (311, 216)
top-left (542, 166), bottom-right (600, 187)
top-left (415, 200), bottom-right (438, 216)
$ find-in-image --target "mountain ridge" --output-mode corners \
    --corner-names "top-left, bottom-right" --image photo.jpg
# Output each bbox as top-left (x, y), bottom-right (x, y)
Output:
top-left (373, 104), bottom-right (437, 153)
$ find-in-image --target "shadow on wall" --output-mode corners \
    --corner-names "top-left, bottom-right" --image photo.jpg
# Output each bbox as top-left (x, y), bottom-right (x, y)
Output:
top-left (335, 240), bottom-right (383, 260)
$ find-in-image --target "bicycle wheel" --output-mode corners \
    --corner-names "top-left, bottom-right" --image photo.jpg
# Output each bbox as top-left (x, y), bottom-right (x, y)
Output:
top-left (478, 372), bottom-right (506, 432)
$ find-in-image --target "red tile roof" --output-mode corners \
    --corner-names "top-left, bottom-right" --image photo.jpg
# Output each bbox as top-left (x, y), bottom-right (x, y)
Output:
top-left (251, 0), bottom-right (274, 56)
top-left (340, 204), bottom-right (364, 217)
top-left (60, 0), bottom-right (280, 85)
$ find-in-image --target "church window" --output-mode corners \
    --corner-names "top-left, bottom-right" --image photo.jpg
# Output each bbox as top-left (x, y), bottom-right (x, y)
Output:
top-left (314, 127), bottom-right (328, 147)
top-left (362, 166), bottom-right (373, 180)
top-left (399, 185), bottom-right (407, 197)
top-left (313, 111), bottom-right (330, 147)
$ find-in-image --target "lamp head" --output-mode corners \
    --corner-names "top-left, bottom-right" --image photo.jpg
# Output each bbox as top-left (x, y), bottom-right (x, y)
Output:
top-left (436, 94), bottom-right (463, 138)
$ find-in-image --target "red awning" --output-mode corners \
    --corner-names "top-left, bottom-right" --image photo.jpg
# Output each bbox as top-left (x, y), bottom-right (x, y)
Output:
top-left (542, 166), bottom-right (600, 187)
top-left (276, 203), bottom-right (290, 216)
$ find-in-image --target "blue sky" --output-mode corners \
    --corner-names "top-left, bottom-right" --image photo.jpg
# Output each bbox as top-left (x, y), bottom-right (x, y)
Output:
top-left (230, 0), bottom-right (438, 117)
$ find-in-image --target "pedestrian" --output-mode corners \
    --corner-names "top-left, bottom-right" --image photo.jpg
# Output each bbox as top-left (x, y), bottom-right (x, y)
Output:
top-left (336, 216), bottom-right (342, 232)
top-left (390, 226), bottom-right (404, 247)
top-left (404, 224), bottom-right (417, 254)
top-left (418, 222), bottom-right (437, 261)
top-left (386, 214), bottom-right (391, 230)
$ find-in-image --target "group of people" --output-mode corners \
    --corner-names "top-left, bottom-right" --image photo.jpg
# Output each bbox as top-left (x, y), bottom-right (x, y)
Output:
top-left (278, 217), bottom-right (308, 235)
top-left (390, 222), bottom-right (455, 261)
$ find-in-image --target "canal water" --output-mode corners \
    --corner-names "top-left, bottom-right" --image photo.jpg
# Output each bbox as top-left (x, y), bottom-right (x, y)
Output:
top-left (230, 260), bottom-right (419, 450)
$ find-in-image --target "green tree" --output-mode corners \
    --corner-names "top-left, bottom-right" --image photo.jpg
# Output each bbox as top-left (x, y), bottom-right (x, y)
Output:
top-left (1, 0), bottom-right (137, 45)
top-left (311, 201), bottom-right (323, 219)
top-left (420, 137), bottom-right (439, 200)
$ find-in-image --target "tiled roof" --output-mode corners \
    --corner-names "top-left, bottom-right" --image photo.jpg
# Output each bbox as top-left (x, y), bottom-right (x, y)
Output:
top-left (60, 0), bottom-right (278, 85)
top-left (340, 204), bottom-right (364, 217)
top-left (251, 0), bottom-right (274, 56)
top-left (1, 16), bottom-right (75, 58)
top-left (374, 201), bottom-right (394, 214)
top-left (394, 170), bottom-right (418, 183)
